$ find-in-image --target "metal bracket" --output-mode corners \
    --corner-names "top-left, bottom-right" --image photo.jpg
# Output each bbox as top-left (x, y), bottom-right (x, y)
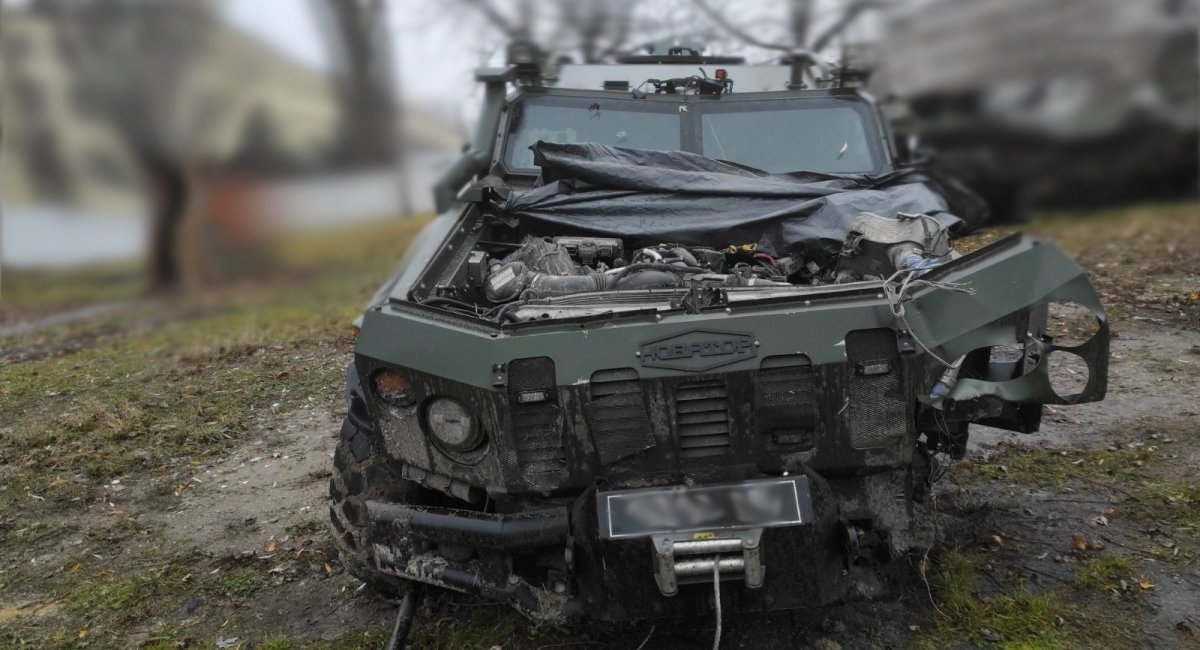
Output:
top-left (650, 528), bottom-right (764, 596)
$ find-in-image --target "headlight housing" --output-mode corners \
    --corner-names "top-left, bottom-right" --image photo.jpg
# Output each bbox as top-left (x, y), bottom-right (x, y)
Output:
top-left (422, 396), bottom-right (485, 453)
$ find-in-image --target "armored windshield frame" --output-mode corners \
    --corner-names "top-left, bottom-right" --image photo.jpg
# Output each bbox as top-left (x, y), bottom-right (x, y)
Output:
top-left (494, 86), bottom-right (897, 178)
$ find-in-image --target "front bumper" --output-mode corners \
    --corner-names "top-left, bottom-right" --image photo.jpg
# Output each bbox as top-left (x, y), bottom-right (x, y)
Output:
top-left (363, 467), bottom-right (923, 622)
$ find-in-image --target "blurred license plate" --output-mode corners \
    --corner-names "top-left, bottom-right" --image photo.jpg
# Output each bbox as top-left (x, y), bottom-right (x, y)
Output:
top-left (597, 476), bottom-right (812, 540)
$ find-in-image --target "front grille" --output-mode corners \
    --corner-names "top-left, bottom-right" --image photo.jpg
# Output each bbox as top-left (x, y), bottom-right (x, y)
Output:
top-left (845, 329), bottom-right (905, 449)
top-left (674, 379), bottom-right (732, 459)
top-left (507, 357), bottom-right (565, 483)
top-left (586, 368), bottom-right (655, 465)
top-left (756, 355), bottom-right (818, 450)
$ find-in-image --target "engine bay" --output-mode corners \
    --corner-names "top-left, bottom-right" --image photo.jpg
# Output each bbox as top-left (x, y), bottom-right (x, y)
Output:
top-left (415, 210), bottom-right (957, 324)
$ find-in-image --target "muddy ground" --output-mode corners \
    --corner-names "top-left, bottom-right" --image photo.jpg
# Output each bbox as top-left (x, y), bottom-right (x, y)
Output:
top-left (1, 206), bottom-right (1198, 649)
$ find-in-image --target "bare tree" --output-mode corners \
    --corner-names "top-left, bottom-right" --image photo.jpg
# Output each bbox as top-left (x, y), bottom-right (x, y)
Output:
top-left (40, 0), bottom-right (232, 291)
top-left (691, 0), bottom-right (887, 56)
top-left (313, 0), bottom-right (414, 215)
top-left (456, 0), bottom-right (640, 63)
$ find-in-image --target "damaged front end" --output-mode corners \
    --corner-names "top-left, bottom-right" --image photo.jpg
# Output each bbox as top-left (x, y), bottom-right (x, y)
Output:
top-left (335, 91), bottom-right (1107, 623)
top-left (344, 224), bottom-right (1107, 623)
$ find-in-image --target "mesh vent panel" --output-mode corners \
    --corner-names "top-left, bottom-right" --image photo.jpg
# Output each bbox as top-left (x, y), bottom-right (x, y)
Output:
top-left (507, 358), bottom-right (565, 483)
top-left (845, 330), bottom-right (905, 449)
top-left (755, 355), bottom-right (817, 450)
top-left (587, 368), bottom-right (655, 465)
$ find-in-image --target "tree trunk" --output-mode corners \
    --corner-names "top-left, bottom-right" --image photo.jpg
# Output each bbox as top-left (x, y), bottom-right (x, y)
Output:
top-left (144, 159), bottom-right (189, 292)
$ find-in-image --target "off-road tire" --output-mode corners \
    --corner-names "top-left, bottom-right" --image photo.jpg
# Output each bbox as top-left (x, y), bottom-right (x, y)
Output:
top-left (329, 413), bottom-right (412, 597)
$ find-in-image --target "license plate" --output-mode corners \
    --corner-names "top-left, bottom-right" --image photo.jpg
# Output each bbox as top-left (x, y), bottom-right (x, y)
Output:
top-left (597, 476), bottom-right (813, 540)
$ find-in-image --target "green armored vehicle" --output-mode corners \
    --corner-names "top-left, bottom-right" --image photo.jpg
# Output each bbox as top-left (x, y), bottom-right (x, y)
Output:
top-left (329, 46), bottom-right (1109, 623)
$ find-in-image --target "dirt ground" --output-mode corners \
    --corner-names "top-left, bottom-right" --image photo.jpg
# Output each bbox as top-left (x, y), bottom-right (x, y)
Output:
top-left (2, 206), bottom-right (1198, 649)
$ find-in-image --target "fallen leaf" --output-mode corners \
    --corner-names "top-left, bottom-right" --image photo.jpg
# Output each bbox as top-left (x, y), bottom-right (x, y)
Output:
top-left (323, 563), bottom-right (333, 575)
top-left (1138, 576), bottom-right (1155, 590)
top-left (1072, 534), bottom-right (1088, 551)
top-left (266, 539), bottom-right (278, 553)
top-left (64, 563), bottom-right (81, 575)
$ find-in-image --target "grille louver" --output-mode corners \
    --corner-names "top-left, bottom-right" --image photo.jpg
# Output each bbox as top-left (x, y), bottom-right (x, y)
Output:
top-left (674, 380), bottom-right (732, 459)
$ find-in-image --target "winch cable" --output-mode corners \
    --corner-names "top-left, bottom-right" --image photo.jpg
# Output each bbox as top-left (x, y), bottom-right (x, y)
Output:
top-left (384, 586), bottom-right (419, 650)
top-left (712, 558), bottom-right (723, 650)
top-left (882, 268), bottom-right (976, 368)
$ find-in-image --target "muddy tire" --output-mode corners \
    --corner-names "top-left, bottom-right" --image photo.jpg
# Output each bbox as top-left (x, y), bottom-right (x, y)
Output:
top-left (329, 413), bottom-right (412, 597)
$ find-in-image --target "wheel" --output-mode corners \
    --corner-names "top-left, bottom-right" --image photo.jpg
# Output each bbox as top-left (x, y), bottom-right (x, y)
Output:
top-left (328, 413), bottom-right (413, 597)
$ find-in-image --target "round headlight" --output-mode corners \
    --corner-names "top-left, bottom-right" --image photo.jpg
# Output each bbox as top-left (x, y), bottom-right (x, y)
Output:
top-left (423, 397), bottom-right (483, 452)
top-left (373, 369), bottom-right (415, 408)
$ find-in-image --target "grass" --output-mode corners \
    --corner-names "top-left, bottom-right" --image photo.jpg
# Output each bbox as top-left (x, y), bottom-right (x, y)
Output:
top-left (954, 203), bottom-right (1200, 325)
top-left (1073, 555), bottom-right (1139, 591)
top-left (1, 259), bottom-right (145, 312)
top-left (60, 557), bottom-right (194, 628)
top-left (922, 550), bottom-right (1072, 649)
top-left (0, 217), bottom-right (429, 512)
top-left (922, 550), bottom-right (1148, 649)
top-left (0, 217), bottom-right (428, 648)
top-left (956, 415), bottom-right (1199, 488)
top-left (252, 628), bottom-right (390, 650)
top-left (959, 418), bottom-right (1200, 563)
top-left (218, 567), bottom-right (269, 600)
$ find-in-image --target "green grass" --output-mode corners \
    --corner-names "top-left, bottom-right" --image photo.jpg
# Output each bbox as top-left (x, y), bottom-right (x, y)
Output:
top-left (0, 217), bottom-right (430, 512)
top-left (959, 417), bottom-right (1197, 487)
top-left (1073, 555), bottom-right (1139, 591)
top-left (251, 628), bottom-right (390, 650)
top-left (218, 567), bottom-right (269, 600)
top-left (922, 550), bottom-right (1071, 649)
top-left (921, 549), bottom-right (1150, 649)
top-left (1, 259), bottom-right (146, 309)
top-left (61, 558), bottom-right (194, 627)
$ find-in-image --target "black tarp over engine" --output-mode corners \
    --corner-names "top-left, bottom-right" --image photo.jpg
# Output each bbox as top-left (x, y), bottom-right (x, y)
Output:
top-left (502, 142), bottom-right (984, 256)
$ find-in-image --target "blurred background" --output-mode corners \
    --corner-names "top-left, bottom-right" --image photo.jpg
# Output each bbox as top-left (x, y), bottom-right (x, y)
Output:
top-left (0, 0), bottom-right (1196, 310)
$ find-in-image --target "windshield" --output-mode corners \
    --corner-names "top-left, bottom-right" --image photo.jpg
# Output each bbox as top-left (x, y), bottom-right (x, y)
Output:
top-left (504, 99), bottom-right (681, 170)
top-left (701, 105), bottom-right (877, 173)
top-left (503, 94), bottom-right (885, 175)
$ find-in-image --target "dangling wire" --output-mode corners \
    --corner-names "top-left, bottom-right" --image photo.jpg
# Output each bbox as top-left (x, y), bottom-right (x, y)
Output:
top-left (882, 268), bottom-right (976, 368)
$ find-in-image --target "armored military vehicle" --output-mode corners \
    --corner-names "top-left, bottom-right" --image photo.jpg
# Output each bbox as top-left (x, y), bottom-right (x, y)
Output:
top-left (329, 45), bottom-right (1109, 624)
